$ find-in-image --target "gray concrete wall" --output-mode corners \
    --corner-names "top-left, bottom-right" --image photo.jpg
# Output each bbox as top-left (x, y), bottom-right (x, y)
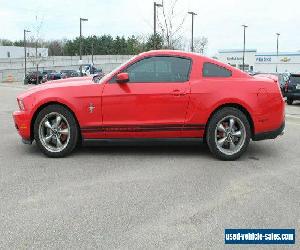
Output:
top-left (0, 55), bottom-right (134, 82)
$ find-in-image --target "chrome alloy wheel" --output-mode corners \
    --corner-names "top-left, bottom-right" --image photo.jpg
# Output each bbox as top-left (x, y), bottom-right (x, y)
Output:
top-left (214, 115), bottom-right (246, 156)
top-left (38, 112), bottom-right (70, 153)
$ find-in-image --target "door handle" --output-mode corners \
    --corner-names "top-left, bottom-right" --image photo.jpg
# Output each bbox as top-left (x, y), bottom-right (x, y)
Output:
top-left (171, 89), bottom-right (186, 96)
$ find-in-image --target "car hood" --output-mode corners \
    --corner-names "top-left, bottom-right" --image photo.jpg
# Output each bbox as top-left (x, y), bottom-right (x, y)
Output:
top-left (19, 76), bottom-right (94, 99)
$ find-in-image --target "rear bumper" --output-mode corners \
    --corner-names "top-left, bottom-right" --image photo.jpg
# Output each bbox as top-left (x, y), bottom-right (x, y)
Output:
top-left (285, 92), bottom-right (300, 100)
top-left (252, 121), bottom-right (285, 141)
top-left (13, 110), bottom-right (31, 141)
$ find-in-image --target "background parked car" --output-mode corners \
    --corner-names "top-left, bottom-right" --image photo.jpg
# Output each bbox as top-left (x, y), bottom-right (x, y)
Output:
top-left (60, 70), bottom-right (79, 79)
top-left (81, 64), bottom-right (103, 76)
top-left (42, 69), bottom-right (56, 76)
top-left (24, 71), bottom-right (43, 85)
top-left (41, 70), bottom-right (57, 83)
top-left (285, 73), bottom-right (300, 105)
top-left (43, 72), bottom-right (62, 82)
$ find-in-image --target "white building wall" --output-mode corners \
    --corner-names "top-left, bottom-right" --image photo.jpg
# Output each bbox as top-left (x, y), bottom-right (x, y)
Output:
top-left (216, 49), bottom-right (257, 71)
top-left (0, 46), bottom-right (48, 59)
top-left (217, 49), bottom-right (300, 73)
top-left (255, 53), bottom-right (300, 73)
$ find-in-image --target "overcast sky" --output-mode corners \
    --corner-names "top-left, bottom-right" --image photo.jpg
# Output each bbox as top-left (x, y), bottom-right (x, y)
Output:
top-left (0, 0), bottom-right (299, 55)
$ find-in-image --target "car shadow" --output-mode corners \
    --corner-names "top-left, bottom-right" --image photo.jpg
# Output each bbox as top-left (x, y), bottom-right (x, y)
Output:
top-left (21, 139), bottom-right (280, 162)
top-left (77, 142), bottom-right (211, 158)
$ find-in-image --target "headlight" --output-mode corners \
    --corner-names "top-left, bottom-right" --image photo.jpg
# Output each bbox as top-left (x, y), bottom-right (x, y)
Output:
top-left (17, 98), bottom-right (25, 111)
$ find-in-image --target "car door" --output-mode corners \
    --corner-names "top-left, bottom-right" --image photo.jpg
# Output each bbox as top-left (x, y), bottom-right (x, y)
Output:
top-left (101, 56), bottom-right (192, 138)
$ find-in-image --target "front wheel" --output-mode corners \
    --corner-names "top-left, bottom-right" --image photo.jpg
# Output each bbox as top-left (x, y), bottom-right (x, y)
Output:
top-left (34, 104), bottom-right (79, 157)
top-left (206, 107), bottom-right (251, 161)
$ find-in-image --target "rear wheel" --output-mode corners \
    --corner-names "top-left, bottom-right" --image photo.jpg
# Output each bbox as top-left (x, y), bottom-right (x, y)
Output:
top-left (206, 107), bottom-right (251, 160)
top-left (34, 104), bottom-right (79, 157)
top-left (287, 98), bottom-right (293, 105)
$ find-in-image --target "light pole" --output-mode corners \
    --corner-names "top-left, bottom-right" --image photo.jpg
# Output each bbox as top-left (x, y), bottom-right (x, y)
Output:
top-left (242, 24), bottom-right (248, 71)
top-left (276, 33), bottom-right (280, 73)
top-left (154, 2), bottom-right (163, 49)
top-left (188, 11), bottom-right (197, 52)
top-left (23, 29), bottom-right (30, 80)
top-left (91, 40), bottom-right (94, 65)
top-left (91, 35), bottom-right (96, 65)
top-left (79, 17), bottom-right (88, 76)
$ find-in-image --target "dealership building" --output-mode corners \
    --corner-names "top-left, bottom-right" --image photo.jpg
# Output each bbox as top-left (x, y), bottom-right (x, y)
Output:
top-left (216, 49), bottom-right (300, 73)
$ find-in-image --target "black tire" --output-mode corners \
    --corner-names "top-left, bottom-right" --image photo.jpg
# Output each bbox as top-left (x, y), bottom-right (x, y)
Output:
top-left (287, 98), bottom-right (293, 105)
top-left (34, 104), bottom-right (79, 157)
top-left (206, 107), bottom-right (251, 161)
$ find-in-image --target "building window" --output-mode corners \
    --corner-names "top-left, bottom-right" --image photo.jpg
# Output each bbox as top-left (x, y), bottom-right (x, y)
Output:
top-left (7, 52), bottom-right (10, 58)
top-left (238, 64), bottom-right (249, 71)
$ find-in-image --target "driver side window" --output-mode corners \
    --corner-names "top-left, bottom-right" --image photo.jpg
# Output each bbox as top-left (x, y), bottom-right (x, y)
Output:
top-left (111, 56), bottom-right (191, 83)
top-left (126, 57), bottom-right (156, 82)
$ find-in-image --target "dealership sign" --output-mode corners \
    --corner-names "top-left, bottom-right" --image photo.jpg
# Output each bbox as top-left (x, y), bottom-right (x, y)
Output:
top-left (256, 57), bottom-right (272, 62)
top-left (256, 56), bottom-right (292, 63)
top-left (227, 56), bottom-right (243, 61)
top-left (280, 57), bottom-right (291, 62)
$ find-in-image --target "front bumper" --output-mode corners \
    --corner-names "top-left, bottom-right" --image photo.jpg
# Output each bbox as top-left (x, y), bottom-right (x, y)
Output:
top-left (252, 121), bottom-right (285, 141)
top-left (13, 110), bottom-right (32, 142)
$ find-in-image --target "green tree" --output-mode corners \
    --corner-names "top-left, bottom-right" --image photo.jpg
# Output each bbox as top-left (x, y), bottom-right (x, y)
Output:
top-left (145, 34), bottom-right (164, 50)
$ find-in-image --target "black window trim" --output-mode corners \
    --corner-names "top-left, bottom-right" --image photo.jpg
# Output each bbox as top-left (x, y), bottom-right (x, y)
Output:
top-left (109, 55), bottom-right (193, 84)
top-left (202, 62), bottom-right (232, 78)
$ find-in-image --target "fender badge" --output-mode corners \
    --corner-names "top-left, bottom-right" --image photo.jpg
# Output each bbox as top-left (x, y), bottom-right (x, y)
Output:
top-left (88, 103), bottom-right (95, 113)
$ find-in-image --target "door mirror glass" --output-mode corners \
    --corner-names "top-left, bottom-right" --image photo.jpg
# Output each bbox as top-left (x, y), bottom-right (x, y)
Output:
top-left (116, 72), bottom-right (129, 83)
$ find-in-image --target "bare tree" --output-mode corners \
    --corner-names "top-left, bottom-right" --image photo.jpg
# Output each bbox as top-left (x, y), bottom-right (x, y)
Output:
top-left (27, 15), bottom-right (47, 74)
top-left (47, 40), bottom-right (65, 56)
top-left (193, 37), bottom-right (208, 54)
top-left (157, 0), bottom-right (187, 49)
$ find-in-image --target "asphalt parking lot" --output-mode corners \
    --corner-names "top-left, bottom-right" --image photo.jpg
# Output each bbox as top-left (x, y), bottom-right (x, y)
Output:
top-left (0, 84), bottom-right (299, 249)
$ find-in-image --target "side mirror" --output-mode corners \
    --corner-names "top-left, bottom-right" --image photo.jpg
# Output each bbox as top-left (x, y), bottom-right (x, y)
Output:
top-left (116, 72), bottom-right (129, 83)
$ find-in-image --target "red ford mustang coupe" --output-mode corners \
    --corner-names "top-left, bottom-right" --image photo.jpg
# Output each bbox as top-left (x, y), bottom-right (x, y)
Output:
top-left (13, 50), bottom-right (285, 160)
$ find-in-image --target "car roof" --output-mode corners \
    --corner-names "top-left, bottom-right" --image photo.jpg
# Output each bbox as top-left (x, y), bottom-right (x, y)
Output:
top-left (139, 50), bottom-right (202, 58)
top-left (138, 50), bottom-right (250, 78)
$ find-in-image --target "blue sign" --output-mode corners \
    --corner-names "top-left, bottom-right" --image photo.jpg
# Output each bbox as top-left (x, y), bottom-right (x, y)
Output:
top-left (256, 57), bottom-right (272, 62)
top-left (225, 229), bottom-right (295, 244)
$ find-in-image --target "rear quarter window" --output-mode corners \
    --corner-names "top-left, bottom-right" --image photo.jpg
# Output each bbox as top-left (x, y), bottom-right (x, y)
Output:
top-left (203, 62), bottom-right (232, 77)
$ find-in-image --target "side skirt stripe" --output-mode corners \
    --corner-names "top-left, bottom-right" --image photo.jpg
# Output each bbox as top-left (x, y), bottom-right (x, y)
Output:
top-left (81, 124), bottom-right (205, 133)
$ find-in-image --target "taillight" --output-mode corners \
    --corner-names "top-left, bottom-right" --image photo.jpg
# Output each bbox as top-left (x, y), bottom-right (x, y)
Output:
top-left (285, 81), bottom-right (289, 92)
top-left (17, 98), bottom-right (25, 111)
